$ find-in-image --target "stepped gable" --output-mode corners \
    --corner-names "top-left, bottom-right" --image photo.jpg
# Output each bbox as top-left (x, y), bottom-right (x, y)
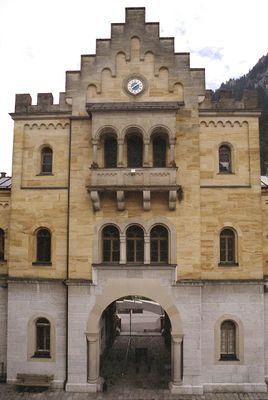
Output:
top-left (13, 8), bottom-right (206, 115)
top-left (65, 7), bottom-right (205, 104)
top-left (199, 89), bottom-right (258, 110)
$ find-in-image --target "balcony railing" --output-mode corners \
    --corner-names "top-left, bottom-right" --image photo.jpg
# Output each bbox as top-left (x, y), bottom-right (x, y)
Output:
top-left (87, 167), bottom-right (181, 211)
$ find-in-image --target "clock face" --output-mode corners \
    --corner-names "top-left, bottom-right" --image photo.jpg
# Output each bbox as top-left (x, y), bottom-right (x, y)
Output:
top-left (127, 78), bottom-right (144, 95)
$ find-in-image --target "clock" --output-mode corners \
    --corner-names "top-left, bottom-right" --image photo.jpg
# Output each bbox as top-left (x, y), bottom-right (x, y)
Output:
top-left (127, 78), bottom-right (144, 95)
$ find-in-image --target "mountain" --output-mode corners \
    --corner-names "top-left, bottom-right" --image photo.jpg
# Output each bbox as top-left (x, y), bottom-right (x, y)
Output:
top-left (217, 53), bottom-right (268, 174)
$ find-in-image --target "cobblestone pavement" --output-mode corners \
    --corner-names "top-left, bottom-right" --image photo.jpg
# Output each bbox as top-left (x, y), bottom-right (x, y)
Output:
top-left (1, 385), bottom-right (268, 400)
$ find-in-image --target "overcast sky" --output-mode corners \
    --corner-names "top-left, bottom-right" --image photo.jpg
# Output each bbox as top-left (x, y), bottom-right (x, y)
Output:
top-left (1, 0), bottom-right (268, 175)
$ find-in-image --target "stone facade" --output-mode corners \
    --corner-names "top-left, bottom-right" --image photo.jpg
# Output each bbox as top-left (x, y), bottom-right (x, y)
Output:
top-left (1, 7), bottom-right (268, 395)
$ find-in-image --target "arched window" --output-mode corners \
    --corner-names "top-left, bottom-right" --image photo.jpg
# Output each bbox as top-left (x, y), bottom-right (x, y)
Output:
top-left (127, 135), bottom-right (143, 168)
top-left (102, 226), bottom-right (120, 262)
top-left (150, 225), bottom-right (168, 263)
top-left (219, 145), bottom-right (232, 173)
top-left (0, 228), bottom-right (5, 261)
top-left (41, 147), bottom-right (53, 174)
top-left (126, 226), bottom-right (144, 262)
top-left (35, 318), bottom-right (51, 358)
top-left (36, 229), bottom-right (51, 264)
top-left (153, 137), bottom-right (166, 167)
top-left (104, 137), bottom-right (117, 168)
top-left (220, 228), bottom-right (236, 264)
top-left (220, 320), bottom-right (237, 360)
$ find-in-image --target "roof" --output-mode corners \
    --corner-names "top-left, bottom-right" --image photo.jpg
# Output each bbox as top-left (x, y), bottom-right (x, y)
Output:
top-left (261, 176), bottom-right (268, 188)
top-left (0, 174), bottom-right (11, 190)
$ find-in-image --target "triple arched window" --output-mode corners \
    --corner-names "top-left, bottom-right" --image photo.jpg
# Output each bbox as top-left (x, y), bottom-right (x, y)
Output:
top-left (101, 131), bottom-right (169, 168)
top-left (101, 224), bottom-right (169, 264)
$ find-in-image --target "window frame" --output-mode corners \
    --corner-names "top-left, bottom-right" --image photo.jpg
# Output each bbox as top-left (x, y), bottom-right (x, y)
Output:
top-left (33, 228), bottom-right (52, 266)
top-left (102, 225), bottom-right (120, 263)
top-left (0, 228), bottom-right (5, 262)
top-left (126, 225), bottom-right (144, 263)
top-left (214, 315), bottom-right (243, 365)
top-left (150, 225), bottom-right (169, 263)
top-left (127, 135), bottom-right (143, 168)
top-left (34, 317), bottom-right (51, 358)
top-left (218, 144), bottom-right (232, 174)
top-left (152, 136), bottom-right (167, 168)
top-left (220, 320), bottom-right (238, 361)
top-left (28, 314), bottom-right (56, 362)
top-left (104, 136), bottom-right (118, 168)
top-left (219, 228), bottom-right (238, 266)
top-left (40, 146), bottom-right (53, 175)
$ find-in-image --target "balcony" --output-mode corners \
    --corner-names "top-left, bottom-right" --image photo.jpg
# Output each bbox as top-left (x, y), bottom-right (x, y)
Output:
top-left (87, 167), bottom-right (181, 211)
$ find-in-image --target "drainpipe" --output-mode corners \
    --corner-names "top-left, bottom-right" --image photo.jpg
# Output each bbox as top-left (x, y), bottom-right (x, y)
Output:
top-left (64, 118), bottom-right (72, 390)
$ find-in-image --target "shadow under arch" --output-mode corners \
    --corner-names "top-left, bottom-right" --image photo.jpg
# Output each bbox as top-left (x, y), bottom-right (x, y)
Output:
top-left (86, 279), bottom-right (183, 336)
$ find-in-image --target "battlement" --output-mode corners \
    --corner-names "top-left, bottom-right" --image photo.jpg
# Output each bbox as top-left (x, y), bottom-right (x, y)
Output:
top-left (200, 89), bottom-right (258, 110)
top-left (14, 92), bottom-right (71, 114)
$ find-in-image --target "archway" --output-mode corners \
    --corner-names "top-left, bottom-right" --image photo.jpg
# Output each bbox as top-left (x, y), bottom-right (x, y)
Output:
top-left (85, 280), bottom-right (183, 392)
top-left (99, 296), bottom-right (172, 391)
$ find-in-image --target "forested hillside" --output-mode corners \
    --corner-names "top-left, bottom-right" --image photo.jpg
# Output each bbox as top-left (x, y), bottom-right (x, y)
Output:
top-left (217, 53), bottom-right (268, 174)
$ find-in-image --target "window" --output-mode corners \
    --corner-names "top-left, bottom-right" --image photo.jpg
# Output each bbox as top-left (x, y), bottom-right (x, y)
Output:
top-left (126, 226), bottom-right (144, 262)
top-left (219, 145), bottom-right (232, 173)
top-left (220, 320), bottom-right (238, 360)
top-left (220, 228), bottom-right (236, 264)
top-left (127, 135), bottom-right (143, 167)
top-left (150, 225), bottom-right (168, 263)
top-left (102, 225), bottom-right (120, 262)
top-left (34, 318), bottom-right (51, 358)
top-left (41, 147), bottom-right (53, 174)
top-left (104, 137), bottom-right (117, 168)
top-left (36, 228), bottom-right (51, 264)
top-left (153, 137), bottom-right (166, 167)
top-left (0, 229), bottom-right (5, 261)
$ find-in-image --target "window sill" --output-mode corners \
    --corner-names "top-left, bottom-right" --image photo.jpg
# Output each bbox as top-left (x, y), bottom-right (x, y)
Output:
top-left (218, 262), bottom-right (239, 267)
top-left (0, 259), bottom-right (7, 264)
top-left (32, 354), bottom-right (51, 359)
top-left (217, 172), bottom-right (235, 175)
top-left (36, 173), bottom-right (54, 176)
top-left (32, 262), bottom-right (52, 266)
top-left (219, 355), bottom-right (239, 361)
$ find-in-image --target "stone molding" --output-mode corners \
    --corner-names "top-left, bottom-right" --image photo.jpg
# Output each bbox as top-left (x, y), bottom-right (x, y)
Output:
top-left (87, 101), bottom-right (184, 113)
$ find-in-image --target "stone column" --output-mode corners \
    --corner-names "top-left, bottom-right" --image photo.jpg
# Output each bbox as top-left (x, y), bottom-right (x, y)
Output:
top-left (120, 234), bottom-right (126, 264)
top-left (86, 333), bottom-right (100, 384)
top-left (117, 139), bottom-right (124, 167)
top-left (169, 138), bottom-right (176, 167)
top-left (91, 140), bottom-right (98, 167)
top-left (143, 139), bottom-right (150, 167)
top-left (171, 334), bottom-right (183, 386)
top-left (144, 234), bottom-right (150, 264)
